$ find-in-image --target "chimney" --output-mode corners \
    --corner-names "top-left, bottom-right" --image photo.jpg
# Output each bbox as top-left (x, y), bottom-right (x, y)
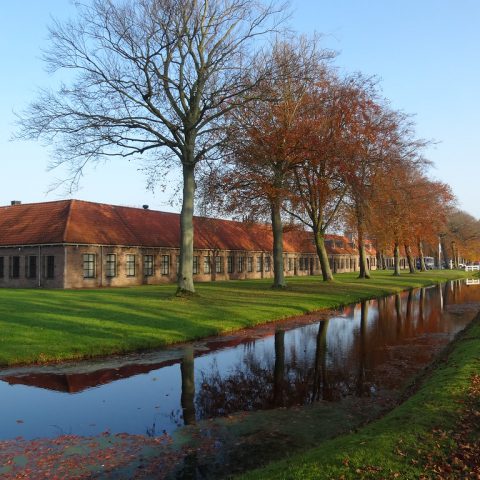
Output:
top-left (11, 200), bottom-right (21, 206)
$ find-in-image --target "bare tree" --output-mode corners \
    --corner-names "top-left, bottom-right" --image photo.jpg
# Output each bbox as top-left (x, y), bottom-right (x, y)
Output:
top-left (16, 0), bottom-right (285, 294)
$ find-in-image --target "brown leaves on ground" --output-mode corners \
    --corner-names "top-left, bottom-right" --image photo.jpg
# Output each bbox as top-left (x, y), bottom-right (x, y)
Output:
top-left (420, 374), bottom-right (480, 479)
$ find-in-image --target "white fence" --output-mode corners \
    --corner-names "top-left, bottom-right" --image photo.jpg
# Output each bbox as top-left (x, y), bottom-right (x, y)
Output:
top-left (465, 265), bottom-right (480, 271)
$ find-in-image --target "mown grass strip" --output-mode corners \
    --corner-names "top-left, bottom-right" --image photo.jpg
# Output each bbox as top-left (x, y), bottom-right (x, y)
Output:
top-left (238, 299), bottom-right (480, 479)
top-left (0, 270), bottom-right (470, 366)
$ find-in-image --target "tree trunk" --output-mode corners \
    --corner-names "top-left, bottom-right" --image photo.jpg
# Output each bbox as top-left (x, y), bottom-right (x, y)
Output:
top-left (404, 243), bottom-right (416, 273)
top-left (440, 237), bottom-right (449, 269)
top-left (271, 200), bottom-right (286, 288)
top-left (376, 249), bottom-right (383, 270)
top-left (418, 240), bottom-right (427, 271)
top-left (382, 250), bottom-right (387, 270)
top-left (357, 215), bottom-right (370, 279)
top-left (313, 229), bottom-right (334, 281)
top-left (393, 242), bottom-right (400, 276)
top-left (451, 241), bottom-right (458, 268)
top-left (177, 162), bottom-right (196, 294)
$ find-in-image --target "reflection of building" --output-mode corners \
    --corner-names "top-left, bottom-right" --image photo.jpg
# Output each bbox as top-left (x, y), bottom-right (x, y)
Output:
top-left (0, 200), bottom-right (379, 288)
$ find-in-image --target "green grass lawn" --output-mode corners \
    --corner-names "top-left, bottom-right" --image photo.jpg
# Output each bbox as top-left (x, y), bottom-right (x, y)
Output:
top-left (0, 269), bottom-right (470, 366)
top-left (238, 305), bottom-right (480, 480)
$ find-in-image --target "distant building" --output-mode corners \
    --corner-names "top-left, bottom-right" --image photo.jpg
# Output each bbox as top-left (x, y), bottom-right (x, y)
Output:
top-left (0, 200), bottom-right (380, 288)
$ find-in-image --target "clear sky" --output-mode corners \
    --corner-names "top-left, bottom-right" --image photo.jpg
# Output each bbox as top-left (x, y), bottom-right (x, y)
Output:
top-left (1, 1), bottom-right (479, 217)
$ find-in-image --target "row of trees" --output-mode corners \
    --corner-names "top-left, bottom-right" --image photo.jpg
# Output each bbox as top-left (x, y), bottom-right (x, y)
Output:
top-left (17, 0), bottom-right (476, 294)
top-left (200, 40), bottom-right (456, 285)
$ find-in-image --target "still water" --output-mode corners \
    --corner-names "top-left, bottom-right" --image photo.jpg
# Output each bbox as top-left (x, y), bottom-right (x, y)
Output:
top-left (1, 279), bottom-right (479, 440)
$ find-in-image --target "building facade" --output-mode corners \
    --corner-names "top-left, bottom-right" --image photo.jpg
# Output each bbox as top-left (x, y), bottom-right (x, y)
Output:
top-left (0, 200), bottom-right (381, 289)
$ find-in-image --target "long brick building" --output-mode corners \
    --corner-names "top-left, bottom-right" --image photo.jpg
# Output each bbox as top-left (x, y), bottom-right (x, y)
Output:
top-left (0, 200), bottom-right (379, 288)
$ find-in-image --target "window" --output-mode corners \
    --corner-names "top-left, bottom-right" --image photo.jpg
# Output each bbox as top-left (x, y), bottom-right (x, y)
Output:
top-left (176, 255), bottom-right (180, 274)
top-left (256, 256), bottom-right (263, 272)
top-left (26, 255), bottom-right (37, 279)
top-left (215, 256), bottom-right (223, 274)
top-left (288, 258), bottom-right (293, 272)
top-left (193, 256), bottom-right (199, 274)
top-left (298, 257), bottom-right (303, 271)
top-left (126, 254), bottom-right (136, 276)
top-left (265, 256), bottom-right (271, 272)
top-left (227, 256), bottom-right (233, 273)
top-left (144, 255), bottom-right (154, 276)
top-left (161, 255), bottom-right (170, 275)
top-left (237, 256), bottom-right (244, 273)
top-left (204, 256), bottom-right (211, 274)
top-left (106, 254), bottom-right (116, 277)
top-left (9, 256), bottom-right (20, 278)
top-left (247, 257), bottom-right (253, 272)
top-left (46, 256), bottom-right (55, 279)
top-left (83, 254), bottom-right (95, 278)
top-left (0, 256), bottom-right (3, 278)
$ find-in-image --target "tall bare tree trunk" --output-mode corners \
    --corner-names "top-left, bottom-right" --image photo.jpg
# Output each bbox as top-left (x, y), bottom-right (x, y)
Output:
top-left (271, 200), bottom-right (286, 288)
top-left (404, 243), bottom-right (416, 273)
top-left (357, 213), bottom-right (370, 279)
top-left (178, 162), bottom-right (195, 294)
top-left (417, 240), bottom-right (427, 271)
top-left (440, 236), bottom-right (449, 269)
top-left (314, 229), bottom-right (334, 281)
top-left (393, 242), bottom-right (401, 276)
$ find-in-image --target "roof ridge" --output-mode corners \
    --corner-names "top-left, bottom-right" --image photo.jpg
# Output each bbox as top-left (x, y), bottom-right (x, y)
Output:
top-left (0, 199), bottom-right (71, 210)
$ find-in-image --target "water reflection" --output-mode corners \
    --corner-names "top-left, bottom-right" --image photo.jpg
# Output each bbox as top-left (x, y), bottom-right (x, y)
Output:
top-left (1, 279), bottom-right (479, 440)
top-left (181, 347), bottom-right (196, 426)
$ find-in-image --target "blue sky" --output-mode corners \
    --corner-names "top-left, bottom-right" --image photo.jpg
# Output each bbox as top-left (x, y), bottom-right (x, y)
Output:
top-left (1, 1), bottom-right (478, 217)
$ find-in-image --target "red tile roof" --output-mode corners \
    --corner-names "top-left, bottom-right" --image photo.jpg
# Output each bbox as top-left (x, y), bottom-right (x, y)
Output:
top-left (0, 200), bottom-right (370, 255)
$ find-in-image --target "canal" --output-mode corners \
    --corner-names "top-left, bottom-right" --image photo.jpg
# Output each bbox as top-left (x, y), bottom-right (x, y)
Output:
top-left (1, 279), bottom-right (480, 442)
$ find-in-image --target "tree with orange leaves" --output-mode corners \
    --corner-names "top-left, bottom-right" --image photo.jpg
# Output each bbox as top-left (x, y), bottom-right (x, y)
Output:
top-left (284, 72), bottom-right (353, 281)
top-left (201, 37), bottom-right (332, 288)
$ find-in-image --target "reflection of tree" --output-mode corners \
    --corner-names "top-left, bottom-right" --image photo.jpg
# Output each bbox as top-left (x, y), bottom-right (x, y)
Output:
top-left (356, 301), bottom-right (369, 396)
top-left (273, 330), bottom-right (285, 407)
top-left (405, 290), bottom-right (414, 335)
top-left (181, 347), bottom-right (196, 426)
top-left (312, 320), bottom-right (331, 401)
top-left (419, 288), bottom-right (425, 326)
top-left (443, 281), bottom-right (450, 307)
top-left (395, 293), bottom-right (402, 336)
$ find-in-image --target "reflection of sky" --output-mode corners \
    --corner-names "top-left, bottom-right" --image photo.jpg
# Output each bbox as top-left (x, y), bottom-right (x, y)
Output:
top-left (1, 281), bottom-right (479, 441)
top-left (1, 363), bottom-right (182, 439)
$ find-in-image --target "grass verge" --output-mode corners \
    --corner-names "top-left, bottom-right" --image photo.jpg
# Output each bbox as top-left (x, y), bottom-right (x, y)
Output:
top-left (238, 307), bottom-right (480, 479)
top-left (0, 270), bottom-right (470, 366)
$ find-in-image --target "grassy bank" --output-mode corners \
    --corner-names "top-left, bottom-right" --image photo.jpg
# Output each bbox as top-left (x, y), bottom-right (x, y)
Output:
top-left (239, 307), bottom-right (480, 480)
top-left (0, 270), bottom-right (470, 366)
